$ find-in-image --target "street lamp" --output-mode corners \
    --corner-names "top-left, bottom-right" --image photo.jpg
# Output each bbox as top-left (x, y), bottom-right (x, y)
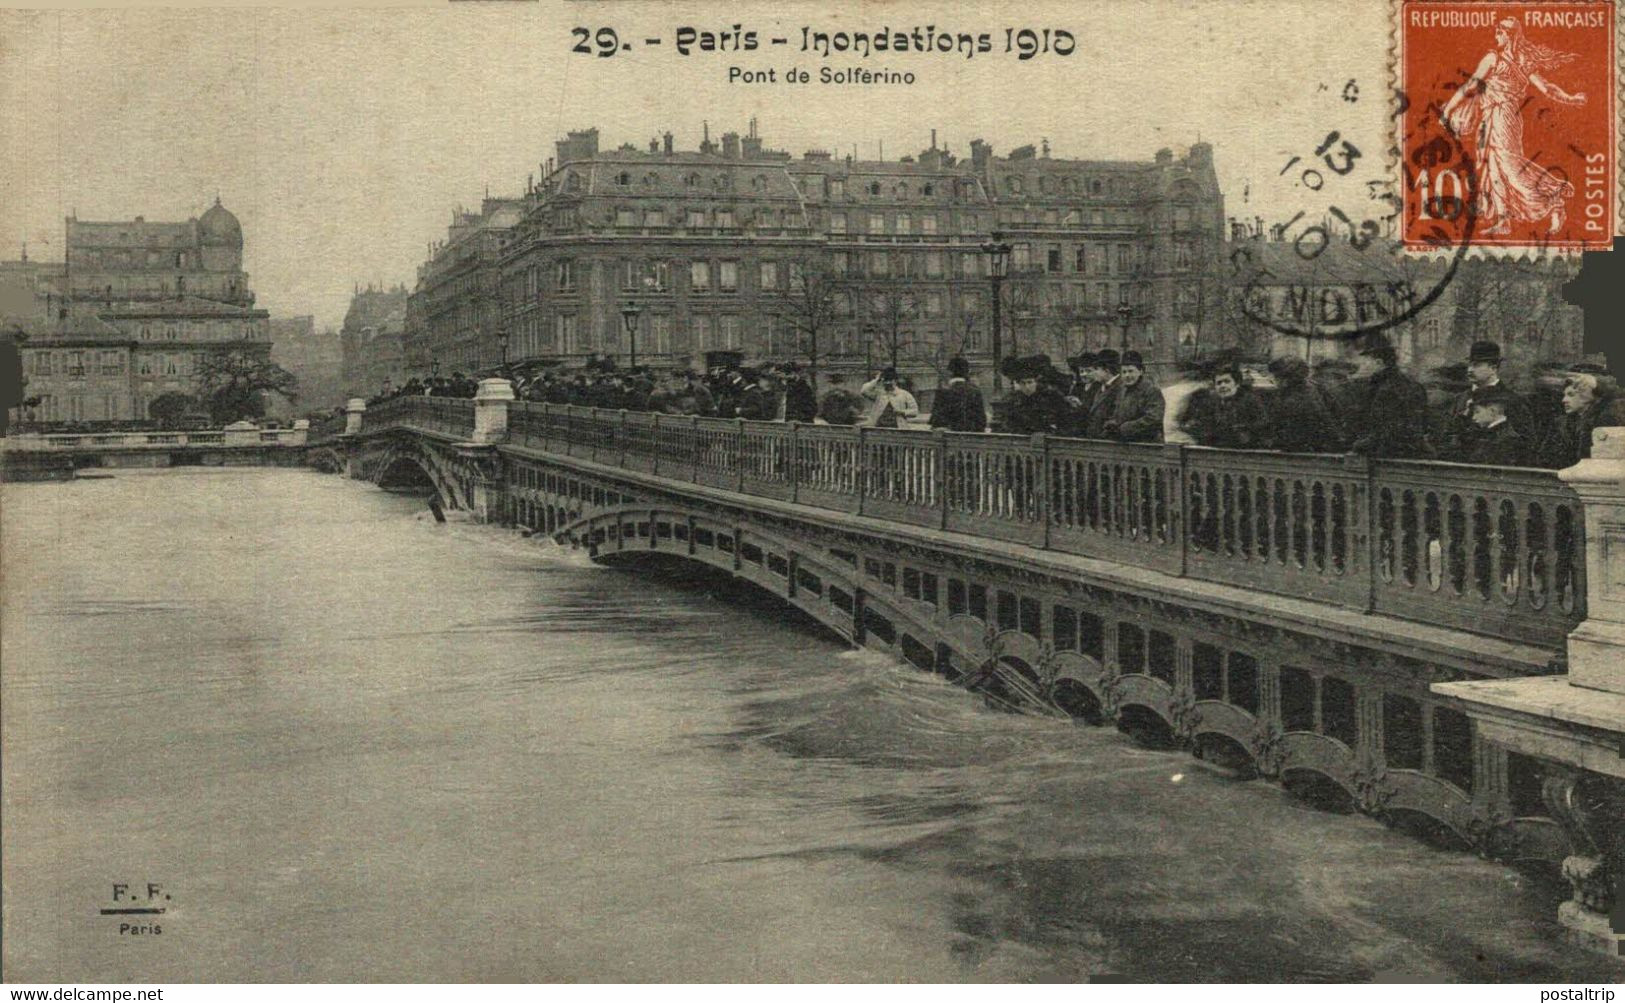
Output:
top-left (1116, 301), bottom-right (1134, 352)
top-left (980, 233), bottom-right (1012, 391)
top-left (620, 300), bottom-right (643, 370)
top-left (498, 329), bottom-right (509, 369)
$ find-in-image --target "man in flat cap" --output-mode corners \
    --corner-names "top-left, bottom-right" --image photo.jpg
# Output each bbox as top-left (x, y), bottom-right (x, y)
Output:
top-left (1347, 333), bottom-right (1432, 458)
top-left (1083, 349), bottom-right (1123, 438)
top-left (1444, 340), bottom-right (1531, 453)
top-left (1060, 352), bottom-right (1098, 437)
top-left (1458, 383), bottom-right (1531, 466)
top-left (1095, 350), bottom-right (1165, 443)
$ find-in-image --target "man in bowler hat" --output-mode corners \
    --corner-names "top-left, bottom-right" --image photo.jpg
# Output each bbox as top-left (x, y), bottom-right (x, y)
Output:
top-left (1445, 340), bottom-right (1531, 452)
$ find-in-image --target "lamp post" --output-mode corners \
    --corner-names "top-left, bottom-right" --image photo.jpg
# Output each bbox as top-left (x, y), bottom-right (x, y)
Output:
top-left (498, 329), bottom-right (509, 369)
top-left (980, 234), bottom-right (1012, 391)
top-left (1116, 301), bottom-right (1134, 353)
top-left (620, 301), bottom-right (643, 370)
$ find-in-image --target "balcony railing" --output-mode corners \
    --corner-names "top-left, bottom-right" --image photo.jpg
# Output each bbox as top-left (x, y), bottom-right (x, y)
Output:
top-left (369, 397), bottom-right (1588, 649)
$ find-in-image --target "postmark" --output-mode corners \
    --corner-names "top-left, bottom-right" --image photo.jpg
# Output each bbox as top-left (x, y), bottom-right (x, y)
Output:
top-left (1229, 86), bottom-right (1477, 345)
top-left (1399, 0), bottom-right (1616, 252)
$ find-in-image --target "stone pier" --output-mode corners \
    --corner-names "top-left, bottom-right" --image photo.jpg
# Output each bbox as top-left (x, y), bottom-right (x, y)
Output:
top-left (1435, 426), bottom-right (1625, 960)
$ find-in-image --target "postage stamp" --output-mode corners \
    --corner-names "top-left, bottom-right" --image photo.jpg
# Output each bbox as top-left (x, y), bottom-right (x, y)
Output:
top-left (1398, 0), bottom-right (1616, 252)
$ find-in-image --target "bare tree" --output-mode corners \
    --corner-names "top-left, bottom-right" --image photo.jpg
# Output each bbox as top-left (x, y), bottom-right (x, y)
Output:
top-left (862, 284), bottom-right (919, 373)
top-left (764, 253), bottom-right (844, 392)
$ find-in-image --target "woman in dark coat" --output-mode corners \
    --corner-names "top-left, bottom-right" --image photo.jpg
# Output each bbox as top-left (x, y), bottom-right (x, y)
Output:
top-left (1265, 357), bottom-right (1344, 453)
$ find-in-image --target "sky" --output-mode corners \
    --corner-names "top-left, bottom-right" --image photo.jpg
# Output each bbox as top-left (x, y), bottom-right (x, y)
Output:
top-left (0, 0), bottom-right (1395, 332)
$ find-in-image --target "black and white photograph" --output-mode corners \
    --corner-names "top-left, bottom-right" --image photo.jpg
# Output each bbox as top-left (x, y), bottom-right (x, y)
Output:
top-left (2, 0), bottom-right (1624, 986)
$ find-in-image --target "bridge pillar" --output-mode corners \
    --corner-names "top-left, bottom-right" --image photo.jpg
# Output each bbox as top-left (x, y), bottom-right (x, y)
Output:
top-left (344, 398), bottom-right (367, 436)
top-left (472, 378), bottom-right (515, 445)
top-left (1434, 426), bottom-right (1625, 959)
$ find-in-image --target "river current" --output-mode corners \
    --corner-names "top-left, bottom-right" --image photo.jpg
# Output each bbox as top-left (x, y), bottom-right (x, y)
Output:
top-left (2, 468), bottom-right (1614, 982)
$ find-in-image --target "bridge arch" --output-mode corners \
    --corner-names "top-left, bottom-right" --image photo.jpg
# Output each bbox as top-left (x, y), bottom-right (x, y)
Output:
top-left (358, 437), bottom-right (471, 511)
top-left (306, 446), bottom-right (346, 475)
top-left (553, 506), bottom-right (950, 658)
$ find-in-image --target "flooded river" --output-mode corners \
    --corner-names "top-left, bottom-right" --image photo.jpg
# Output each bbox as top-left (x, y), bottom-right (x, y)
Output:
top-left (2, 468), bottom-right (1612, 981)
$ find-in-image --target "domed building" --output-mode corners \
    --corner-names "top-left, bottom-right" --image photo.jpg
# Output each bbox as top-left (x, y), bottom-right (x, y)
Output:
top-left (9, 199), bottom-right (271, 425)
top-left (198, 198), bottom-right (244, 273)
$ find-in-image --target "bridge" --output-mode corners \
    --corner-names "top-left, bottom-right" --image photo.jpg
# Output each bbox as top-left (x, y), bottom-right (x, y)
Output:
top-left (2, 420), bottom-right (316, 480)
top-left (313, 379), bottom-right (1625, 959)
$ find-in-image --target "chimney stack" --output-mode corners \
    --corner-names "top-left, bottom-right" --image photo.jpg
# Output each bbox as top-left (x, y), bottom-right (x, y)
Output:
top-left (663, 131), bottom-right (674, 154)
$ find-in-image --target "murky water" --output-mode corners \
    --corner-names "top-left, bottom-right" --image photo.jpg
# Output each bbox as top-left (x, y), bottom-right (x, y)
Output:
top-left (2, 468), bottom-right (1614, 982)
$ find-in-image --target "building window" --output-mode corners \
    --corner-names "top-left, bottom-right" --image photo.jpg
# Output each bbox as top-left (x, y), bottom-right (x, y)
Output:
top-left (921, 215), bottom-right (937, 235)
top-left (867, 182), bottom-right (881, 196)
top-left (757, 208), bottom-right (776, 228)
top-left (556, 314), bottom-right (577, 353)
top-left (717, 209), bottom-right (736, 229)
top-left (829, 212), bottom-right (847, 234)
top-left (759, 261), bottom-right (778, 290)
top-left (101, 351), bottom-right (122, 374)
top-left (1013, 244), bottom-right (1031, 269)
top-left (651, 315), bottom-right (672, 354)
top-left (684, 173), bottom-right (700, 188)
top-left (693, 314), bottom-right (714, 349)
top-left (896, 214), bottom-right (911, 236)
top-left (165, 325), bottom-right (178, 340)
top-left (870, 252), bottom-right (890, 277)
top-left (1007, 176), bottom-right (1023, 195)
top-left (719, 260), bottom-right (739, 292)
top-left (138, 355), bottom-right (153, 375)
top-left (556, 260), bottom-right (576, 292)
top-left (923, 183), bottom-right (935, 197)
top-left (687, 208), bottom-right (707, 228)
top-left (1047, 246), bottom-right (1063, 272)
top-left (720, 315), bottom-right (741, 349)
top-left (645, 208), bottom-right (666, 227)
top-left (650, 260), bottom-right (670, 291)
top-left (829, 178), bottom-right (845, 198)
top-left (32, 351), bottom-right (51, 376)
top-left (924, 291), bottom-right (943, 317)
top-left (1174, 242), bottom-right (1194, 270)
top-left (961, 254), bottom-right (980, 278)
top-left (925, 252), bottom-right (944, 278)
top-left (868, 212), bottom-right (885, 234)
top-left (616, 207), bottom-right (637, 227)
top-left (690, 261), bottom-right (711, 292)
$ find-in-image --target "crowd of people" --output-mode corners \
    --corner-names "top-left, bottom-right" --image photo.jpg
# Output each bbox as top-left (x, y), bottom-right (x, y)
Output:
top-left (993, 334), bottom-right (1620, 469)
top-left (360, 334), bottom-right (1620, 469)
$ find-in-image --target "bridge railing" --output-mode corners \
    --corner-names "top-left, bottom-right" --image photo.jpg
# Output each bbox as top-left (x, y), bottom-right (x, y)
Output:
top-left (384, 399), bottom-right (1586, 647)
top-left (362, 396), bottom-right (476, 440)
top-left (4, 426), bottom-right (309, 450)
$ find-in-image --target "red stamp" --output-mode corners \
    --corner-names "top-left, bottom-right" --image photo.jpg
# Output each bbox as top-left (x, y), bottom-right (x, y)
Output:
top-left (1400, 1), bottom-right (1615, 250)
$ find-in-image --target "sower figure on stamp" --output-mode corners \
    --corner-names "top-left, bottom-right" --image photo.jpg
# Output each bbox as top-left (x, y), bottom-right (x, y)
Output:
top-left (1440, 17), bottom-right (1586, 236)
